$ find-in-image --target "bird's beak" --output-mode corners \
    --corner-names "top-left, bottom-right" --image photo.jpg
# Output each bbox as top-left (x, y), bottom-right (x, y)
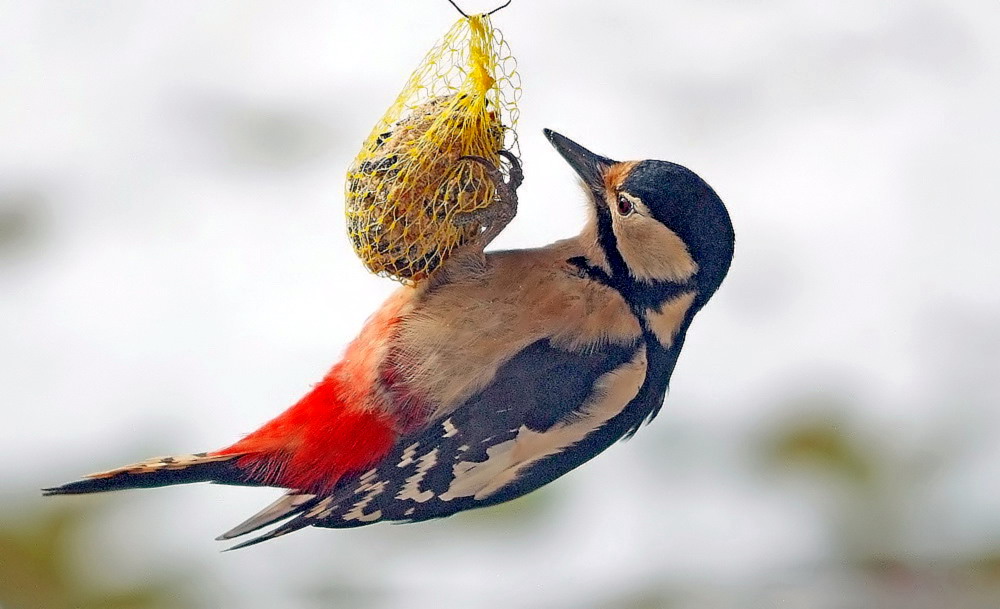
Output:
top-left (544, 129), bottom-right (616, 195)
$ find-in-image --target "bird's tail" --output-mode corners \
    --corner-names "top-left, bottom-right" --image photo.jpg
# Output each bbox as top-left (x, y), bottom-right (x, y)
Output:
top-left (42, 452), bottom-right (248, 496)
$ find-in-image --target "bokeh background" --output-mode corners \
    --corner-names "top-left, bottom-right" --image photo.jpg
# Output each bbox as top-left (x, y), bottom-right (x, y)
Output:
top-left (2, 1), bottom-right (999, 608)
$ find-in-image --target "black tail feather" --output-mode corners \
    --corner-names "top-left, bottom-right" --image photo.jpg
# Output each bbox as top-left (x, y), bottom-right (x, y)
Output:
top-left (43, 452), bottom-right (247, 496)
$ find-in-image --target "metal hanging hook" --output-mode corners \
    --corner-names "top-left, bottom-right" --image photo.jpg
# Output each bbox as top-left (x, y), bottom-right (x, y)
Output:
top-left (446, 0), bottom-right (512, 18)
top-left (486, 0), bottom-right (512, 15)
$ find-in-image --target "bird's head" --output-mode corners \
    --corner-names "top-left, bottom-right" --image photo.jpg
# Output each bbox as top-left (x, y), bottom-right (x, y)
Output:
top-left (545, 129), bottom-right (734, 309)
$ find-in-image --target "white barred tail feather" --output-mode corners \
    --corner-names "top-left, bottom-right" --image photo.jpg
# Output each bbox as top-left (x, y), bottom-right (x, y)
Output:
top-left (43, 453), bottom-right (245, 495)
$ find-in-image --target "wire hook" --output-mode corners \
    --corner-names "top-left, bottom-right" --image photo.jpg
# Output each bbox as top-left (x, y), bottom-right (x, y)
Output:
top-left (446, 0), bottom-right (512, 18)
top-left (486, 0), bottom-right (512, 15)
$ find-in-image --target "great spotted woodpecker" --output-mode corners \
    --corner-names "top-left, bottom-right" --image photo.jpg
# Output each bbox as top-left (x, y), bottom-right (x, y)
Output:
top-left (45, 129), bottom-right (735, 549)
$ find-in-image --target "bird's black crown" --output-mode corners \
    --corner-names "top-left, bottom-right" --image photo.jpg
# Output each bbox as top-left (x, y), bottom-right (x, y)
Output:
top-left (622, 160), bottom-right (735, 302)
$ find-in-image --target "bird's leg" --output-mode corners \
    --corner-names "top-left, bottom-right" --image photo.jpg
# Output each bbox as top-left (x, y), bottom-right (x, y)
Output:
top-left (429, 151), bottom-right (522, 287)
top-left (452, 150), bottom-right (523, 252)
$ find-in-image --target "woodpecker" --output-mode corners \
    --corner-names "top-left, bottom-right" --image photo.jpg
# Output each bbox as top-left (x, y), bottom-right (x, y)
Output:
top-left (45, 129), bottom-right (735, 549)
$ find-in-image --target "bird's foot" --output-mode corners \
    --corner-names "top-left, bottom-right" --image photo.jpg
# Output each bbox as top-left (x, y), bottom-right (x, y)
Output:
top-left (429, 151), bottom-right (522, 288)
top-left (453, 150), bottom-right (522, 251)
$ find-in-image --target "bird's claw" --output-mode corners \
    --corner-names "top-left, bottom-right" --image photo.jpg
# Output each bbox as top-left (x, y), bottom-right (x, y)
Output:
top-left (460, 149), bottom-right (523, 192)
top-left (453, 151), bottom-right (522, 246)
top-left (429, 151), bottom-right (522, 288)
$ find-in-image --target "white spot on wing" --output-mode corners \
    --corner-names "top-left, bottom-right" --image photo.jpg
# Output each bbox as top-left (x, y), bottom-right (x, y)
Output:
top-left (398, 443), bottom-right (420, 467)
top-left (395, 448), bottom-right (439, 503)
top-left (442, 418), bottom-right (458, 438)
top-left (439, 347), bottom-right (648, 501)
top-left (305, 497), bottom-right (335, 519)
top-left (343, 479), bottom-right (387, 522)
top-left (345, 507), bottom-right (383, 523)
top-left (439, 440), bottom-right (515, 501)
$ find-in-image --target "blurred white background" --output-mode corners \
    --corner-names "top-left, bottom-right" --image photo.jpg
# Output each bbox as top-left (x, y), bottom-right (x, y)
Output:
top-left (2, 1), bottom-right (998, 608)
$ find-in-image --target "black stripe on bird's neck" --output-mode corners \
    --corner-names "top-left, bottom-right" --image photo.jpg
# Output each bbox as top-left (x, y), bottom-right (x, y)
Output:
top-left (626, 312), bottom-right (693, 434)
top-left (568, 207), bottom-right (706, 436)
top-left (594, 205), bottom-right (630, 281)
top-left (573, 206), bottom-right (701, 316)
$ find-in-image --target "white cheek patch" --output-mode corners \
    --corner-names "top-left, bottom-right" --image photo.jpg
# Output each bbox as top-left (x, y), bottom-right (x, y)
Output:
top-left (436, 346), bottom-right (648, 502)
top-left (609, 199), bottom-right (698, 283)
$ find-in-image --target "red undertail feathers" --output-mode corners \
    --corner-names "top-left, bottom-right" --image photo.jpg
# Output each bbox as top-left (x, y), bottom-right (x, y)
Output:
top-left (213, 373), bottom-right (397, 493)
top-left (45, 289), bottom-right (416, 497)
top-left (212, 290), bottom-right (414, 493)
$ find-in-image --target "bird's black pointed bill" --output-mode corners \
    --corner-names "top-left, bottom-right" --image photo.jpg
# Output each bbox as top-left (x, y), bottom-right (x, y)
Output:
top-left (544, 129), bottom-right (616, 193)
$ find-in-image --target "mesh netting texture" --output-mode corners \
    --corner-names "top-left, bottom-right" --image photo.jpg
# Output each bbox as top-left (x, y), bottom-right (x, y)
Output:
top-left (345, 14), bottom-right (520, 283)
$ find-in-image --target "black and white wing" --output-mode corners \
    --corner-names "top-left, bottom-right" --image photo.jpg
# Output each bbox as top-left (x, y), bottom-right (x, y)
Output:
top-left (220, 336), bottom-right (650, 549)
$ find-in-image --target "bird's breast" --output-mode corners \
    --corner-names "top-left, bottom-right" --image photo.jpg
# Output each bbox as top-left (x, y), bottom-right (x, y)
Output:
top-left (387, 239), bottom-right (644, 421)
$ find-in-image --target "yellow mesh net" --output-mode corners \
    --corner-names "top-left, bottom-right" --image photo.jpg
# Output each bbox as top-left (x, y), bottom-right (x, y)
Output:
top-left (345, 14), bottom-right (520, 283)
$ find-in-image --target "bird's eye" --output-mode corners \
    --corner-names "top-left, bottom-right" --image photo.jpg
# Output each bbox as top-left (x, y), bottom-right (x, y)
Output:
top-left (617, 193), bottom-right (635, 216)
